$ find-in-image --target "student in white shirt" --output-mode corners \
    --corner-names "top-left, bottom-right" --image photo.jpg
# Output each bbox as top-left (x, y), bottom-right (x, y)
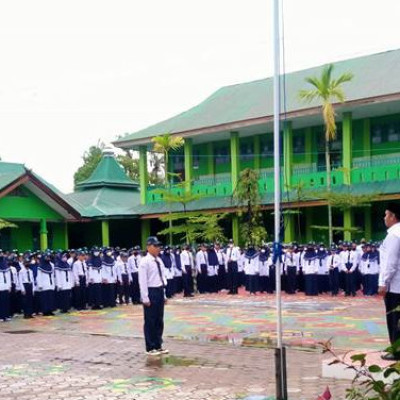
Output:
top-left (196, 244), bottom-right (209, 294)
top-left (116, 252), bottom-right (131, 305)
top-left (102, 248), bottom-right (117, 308)
top-left (138, 236), bottom-right (168, 356)
top-left (36, 252), bottom-right (56, 316)
top-left (258, 247), bottom-right (271, 293)
top-left (20, 257), bottom-right (35, 318)
top-left (0, 253), bottom-right (12, 321)
top-left (54, 252), bottom-right (74, 313)
top-left (326, 246), bottom-right (343, 296)
top-left (72, 251), bottom-right (88, 310)
top-left (226, 239), bottom-right (240, 295)
top-left (180, 245), bottom-right (194, 297)
top-left (128, 246), bottom-right (141, 304)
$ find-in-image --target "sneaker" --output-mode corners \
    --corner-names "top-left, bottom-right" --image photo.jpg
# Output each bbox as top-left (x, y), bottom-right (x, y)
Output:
top-left (157, 348), bottom-right (169, 354)
top-left (146, 349), bottom-right (161, 356)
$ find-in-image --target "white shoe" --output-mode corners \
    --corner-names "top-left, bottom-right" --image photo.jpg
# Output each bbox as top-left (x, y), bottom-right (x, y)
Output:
top-left (157, 348), bottom-right (169, 354)
top-left (146, 349), bottom-right (161, 356)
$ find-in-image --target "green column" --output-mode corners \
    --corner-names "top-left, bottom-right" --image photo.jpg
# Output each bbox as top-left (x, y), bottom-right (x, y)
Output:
top-left (363, 118), bottom-right (371, 158)
top-left (364, 207), bottom-right (372, 241)
top-left (284, 212), bottom-right (295, 244)
top-left (343, 209), bottom-right (353, 242)
top-left (342, 112), bottom-right (352, 185)
top-left (141, 219), bottom-right (151, 250)
top-left (184, 138), bottom-right (193, 192)
top-left (207, 142), bottom-right (215, 175)
top-left (232, 213), bottom-right (239, 245)
top-left (39, 219), bottom-right (48, 251)
top-left (305, 127), bottom-right (313, 165)
top-left (101, 220), bottom-right (110, 247)
top-left (64, 222), bottom-right (69, 250)
top-left (305, 207), bottom-right (313, 243)
top-left (283, 121), bottom-right (293, 190)
top-left (253, 135), bottom-right (261, 170)
top-left (139, 146), bottom-right (148, 205)
top-left (230, 131), bottom-right (240, 191)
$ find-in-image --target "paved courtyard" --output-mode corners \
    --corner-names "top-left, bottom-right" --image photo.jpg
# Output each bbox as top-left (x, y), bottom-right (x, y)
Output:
top-left (0, 291), bottom-right (388, 400)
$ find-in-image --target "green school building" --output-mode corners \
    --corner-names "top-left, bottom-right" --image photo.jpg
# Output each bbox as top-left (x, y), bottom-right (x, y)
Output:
top-left (1, 48), bottom-right (400, 251)
top-left (114, 49), bottom-right (400, 245)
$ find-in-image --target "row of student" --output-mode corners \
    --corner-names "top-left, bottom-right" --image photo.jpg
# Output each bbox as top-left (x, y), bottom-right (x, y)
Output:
top-left (0, 240), bottom-right (380, 321)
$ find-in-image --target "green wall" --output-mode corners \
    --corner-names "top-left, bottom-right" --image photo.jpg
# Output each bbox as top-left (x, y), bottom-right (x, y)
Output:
top-left (0, 187), bottom-right (62, 220)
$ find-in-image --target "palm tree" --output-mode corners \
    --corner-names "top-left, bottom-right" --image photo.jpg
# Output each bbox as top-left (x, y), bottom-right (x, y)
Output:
top-left (299, 64), bottom-right (353, 245)
top-left (151, 133), bottom-right (184, 244)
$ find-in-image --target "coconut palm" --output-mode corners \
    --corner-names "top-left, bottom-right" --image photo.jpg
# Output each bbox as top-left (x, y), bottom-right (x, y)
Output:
top-left (299, 64), bottom-right (353, 245)
top-left (151, 133), bottom-right (184, 244)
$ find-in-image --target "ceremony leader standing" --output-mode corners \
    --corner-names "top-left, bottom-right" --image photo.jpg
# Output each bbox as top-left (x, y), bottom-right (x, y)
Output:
top-left (379, 203), bottom-right (400, 360)
top-left (138, 236), bottom-right (169, 356)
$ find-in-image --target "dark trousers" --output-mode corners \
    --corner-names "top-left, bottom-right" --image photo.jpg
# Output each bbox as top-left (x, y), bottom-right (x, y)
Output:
top-left (57, 289), bottom-right (71, 313)
top-left (217, 265), bottom-right (227, 291)
top-left (22, 283), bottom-right (34, 317)
top-left (384, 292), bottom-right (400, 349)
top-left (363, 274), bottom-right (378, 296)
top-left (183, 266), bottom-right (194, 296)
top-left (11, 284), bottom-right (22, 315)
top-left (268, 267), bottom-right (276, 293)
top-left (329, 268), bottom-right (339, 295)
top-left (74, 276), bottom-right (87, 310)
top-left (318, 275), bottom-right (330, 293)
top-left (143, 287), bottom-right (165, 352)
top-left (197, 265), bottom-right (208, 293)
top-left (166, 279), bottom-right (175, 298)
top-left (247, 275), bottom-right (258, 294)
top-left (90, 283), bottom-right (102, 309)
top-left (227, 261), bottom-right (238, 294)
top-left (286, 266), bottom-right (297, 294)
top-left (207, 275), bottom-right (218, 293)
top-left (130, 273), bottom-right (141, 304)
top-left (40, 290), bottom-right (56, 315)
top-left (118, 275), bottom-right (130, 304)
top-left (174, 276), bottom-right (183, 294)
top-left (0, 290), bottom-right (10, 320)
top-left (305, 274), bottom-right (318, 296)
top-left (344, 270), bottom-right (356, 296)
top-left (102, 283), bottom-right (116, 307)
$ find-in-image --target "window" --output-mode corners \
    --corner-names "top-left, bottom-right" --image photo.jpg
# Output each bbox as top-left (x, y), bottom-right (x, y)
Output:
top-left (240, 142), bottom-right (254, 161)
top-left (371, 119), bottom-right (400, 144)
top-left (193, 149), bottom-right (200, 169)
top-left (215, 146), bottom-right (230, 165)
top-left (293, 135), bottom-right (305, 154)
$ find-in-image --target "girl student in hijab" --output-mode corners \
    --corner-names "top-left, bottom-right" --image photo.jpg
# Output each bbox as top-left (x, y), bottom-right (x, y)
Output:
top-left (360, 243), bottom-right (380, 296)
top-left (257, 245), bottom-right (271, 293)
top-left (303, 243), bottom-right (319, 296)
top-left (36, 251), bottom-right (56, 316)
top-left (54, 251), bottom-right (74, 313)
top-left (87, 247), bottom-right (103, 310)
top-left (20, 256), bottom-right (35, 318)
top-left (101, 248), bottom-right (117, 308)
top-left (0, 250), bottom-right (12, 321)
top-left (244, 244), bottom-right (259, 295)
top-left (160, 246), bottom-right (175, 299)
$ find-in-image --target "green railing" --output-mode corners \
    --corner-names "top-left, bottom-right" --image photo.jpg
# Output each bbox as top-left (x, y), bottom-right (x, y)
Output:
top-left (145, 156), bottom-right (400, 203)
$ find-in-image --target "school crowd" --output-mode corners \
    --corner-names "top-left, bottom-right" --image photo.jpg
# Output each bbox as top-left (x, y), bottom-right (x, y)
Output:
top-left (0, 239), bottom-right (380, 321)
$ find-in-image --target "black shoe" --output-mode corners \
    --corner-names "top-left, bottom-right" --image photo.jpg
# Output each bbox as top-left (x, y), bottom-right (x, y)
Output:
top-left (381, 353), bottom-right (400, 361)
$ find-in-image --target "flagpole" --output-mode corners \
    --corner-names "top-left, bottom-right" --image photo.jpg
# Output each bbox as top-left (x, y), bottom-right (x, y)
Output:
top-left (272, 0), bottom-right (287, 398)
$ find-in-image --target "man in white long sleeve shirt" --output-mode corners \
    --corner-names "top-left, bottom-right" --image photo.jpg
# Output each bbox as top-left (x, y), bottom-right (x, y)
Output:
top-left (196, 244), bottom-right (209, 294)
top-left (128, 246), bottom-right (141, 304)
top-left (379, 203), bottom-right (400, 360)
top-left (138, 236), bottom-right (168, 356)
top-left (180, 245), bottom-right (194, 297)
top-left (226, 239), bottom-right (240, 295)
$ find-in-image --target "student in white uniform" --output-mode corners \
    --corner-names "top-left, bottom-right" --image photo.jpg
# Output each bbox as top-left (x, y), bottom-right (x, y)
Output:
top-left (283, 245), bottom-right (298, 294)
top-left (244, 246), bottom-right (259, 295)
top-left (116, 251), bottom-right (131, 305)
top-left (215, 243), bottom-right (227, 291)
top-left (360, 243), bottom-right (380, 296)
top-left (0, 252), bottom-right (12, 321)
top-left (36, 252), bottom-right (56, 316)
top-left (102, 248), bottom-right (117, 307)
top-left (226, 239), bottom-right (240, 295)
top-left (196, 244), bottom-right (209, 294)
top-left (326, 246), bottom-right (343, 296)
top-left (54, 252), bottom-right (74, 313)
top-left (173, 246), bottom-right (183, 295)
top-left (128, 246), bottom-right (141, 304)
top-left (302, 244), bottom-right (318, 296)
top-left (86, 248), bottom-right (103, 309)
top-left (181, 245), bottom-right (194, 297)
top-left (72, 251), bottom-right (88, 310)
top-left (340, 243), bottom-right (358, 296)
top-left (20, 256), bottom-right (35, 318)
top-left (257, 246), bottom-right (271, 293)
top-left (138, 236), bottom-right (168, 356)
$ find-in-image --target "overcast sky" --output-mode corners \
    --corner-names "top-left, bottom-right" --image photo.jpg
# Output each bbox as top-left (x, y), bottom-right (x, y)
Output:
top-left (1, 0), bottom-right (400, 193)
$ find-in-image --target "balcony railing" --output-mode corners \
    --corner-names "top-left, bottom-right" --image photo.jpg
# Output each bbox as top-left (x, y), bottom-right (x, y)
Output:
top-left (145, 156), bottom-right (400, 203)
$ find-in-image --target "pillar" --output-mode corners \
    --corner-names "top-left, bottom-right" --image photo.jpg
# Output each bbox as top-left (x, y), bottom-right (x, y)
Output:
top-left (64, 222), bottom-right (69, 250)
top-left (364, 207), bottom-right (372, 241)
top-left (139, 146), bottom-right (148, 204)
top-left (305, 207), bottom-right (313, 243)
top-left (141, 219), bottom-right (151, 250)
top-left (230, 131), bottom-right (240, 191)
top-left (101, 220), bottom-right (110, 247)
top-left (363, 118), bottom-right (371, 158)
top-left (342, 112), bottom-right (352, 185)
top-left (253, 135), bottom-right (261, 170)
top-left (39, 218), bottom-right (48, 251)
top-left (304, 127), bottom-right (313, 165)
top-left (184, 138), bottom-right (193, 192)
top-left (207, 142), bottom-right (215, 175)
top-left (283, 121), bottom-right (293, 190)
top-left (284, 212), bottom-right (295, 244)
top-left (343, 209), bottom-right (353, 242)
top-left (232, 213), bottom-right (239, 245)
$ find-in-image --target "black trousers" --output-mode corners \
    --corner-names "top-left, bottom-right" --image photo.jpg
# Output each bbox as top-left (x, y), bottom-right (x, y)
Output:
top-left (22, 283), bottom-right (34, 317)
top-left (118, 275), bottom-right (130, 304)
top-left (102, 283), bottom-right (116, 307)
top-left (89, 283), bottom-right (102, 309)
top-left (57, 289), bottom-right (71, 313)
top-left (286, 266), bottom-right (297, 294)
top-left (329, 268), bottom-right (339, 295)
top-left (40, 290), bottom-right (56, 315)
top-left (130, 273), bottom-right (141, 304)
top-left (344, 270), bottom-right (356, 296)
top-left (217, 265), bottom-right (227, 291)
top-left (74, 276), bottom-right (87, 310)
top-left (0, 290), bottom-right (10, 320)
top-left (227, 261), bottom-right (238, 294)
top-left (197, 265), bottom-right (208, 293)
top-left (384, 292), bottom-right (400, 348)
top-left (183, 266), bottom-right (194, 296)
top-left (143, 287), bottom-right (165, 352)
